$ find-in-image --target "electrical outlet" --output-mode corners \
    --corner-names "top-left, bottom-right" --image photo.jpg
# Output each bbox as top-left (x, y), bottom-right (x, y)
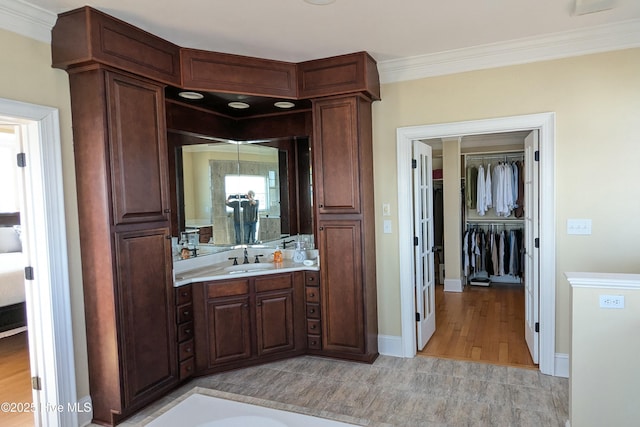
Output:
top-left (383, 220), bottom-right (392, 234)
top-left (599, 295), bottom-right (624, 309)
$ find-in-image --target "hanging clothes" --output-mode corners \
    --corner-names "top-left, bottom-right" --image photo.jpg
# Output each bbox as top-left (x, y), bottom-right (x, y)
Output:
top-left (466, 166), bottom-right (477, 209)
top-left (476, 165), bottom-right (487, 216)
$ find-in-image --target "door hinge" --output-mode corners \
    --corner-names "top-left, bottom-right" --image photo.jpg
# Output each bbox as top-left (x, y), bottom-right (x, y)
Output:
top-left (24, 266), bottom-right (34, 281)
top-left (31, 376), bottom-right (41, 391)
top-left (414, 236), bottom-right (419, 246)
top-left (534, 238), bottom-right (539, 248)
top-left (534, 150), bottom-right (540, 162)
top-left (412, 159), bottom-right (417, 169)
top-left (535, 322), bottom-right (540, 333)
top-left (415, 312), bottom-right (420, 321)
top-left (17, 152), bottom-right (27, 168)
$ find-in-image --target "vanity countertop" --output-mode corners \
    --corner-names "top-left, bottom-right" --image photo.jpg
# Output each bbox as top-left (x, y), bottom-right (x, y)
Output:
top-left (174, 259), bottom-right (319, 287)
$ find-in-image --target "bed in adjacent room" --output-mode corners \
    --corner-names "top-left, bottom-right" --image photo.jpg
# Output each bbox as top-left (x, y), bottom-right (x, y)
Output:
top-left (0, 212), bottom-right (26, 334)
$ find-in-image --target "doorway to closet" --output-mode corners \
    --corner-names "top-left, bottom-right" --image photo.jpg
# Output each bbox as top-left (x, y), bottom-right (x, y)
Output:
top-left (396, 113), bottom-right (557, 376)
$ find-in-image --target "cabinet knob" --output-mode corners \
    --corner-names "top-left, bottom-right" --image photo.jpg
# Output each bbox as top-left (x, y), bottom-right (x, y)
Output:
top-left (243, 304), bottom-right (248, 308)
top-left (181, 291), bottom-right (189, 297)
top-left (309, 309), bottom-right (315, 314)
top-left (183, 311), bottom-right (190, 316)
top-left (310, 324), bottom-right (316, 330)
top-left (308, 277), bottom-right (315, 282)
top-left (186, 366), bottom-right (192, 372)
top-left (186, 347), bottom-right (192, 353)
top-left (185, 329), bottom-right (191, 334)
top-left (319, 226), bottom-right (324, 231)
top-left (319, 204), bottom-right (324, 208)
top-left (164, 209), bottom-right (171, 213)
top-left (309, 293), bottom-right (315, 298)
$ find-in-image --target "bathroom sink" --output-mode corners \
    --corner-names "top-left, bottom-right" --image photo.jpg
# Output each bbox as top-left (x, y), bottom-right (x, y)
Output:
top-left (224, 263), bottom-right (274, 273)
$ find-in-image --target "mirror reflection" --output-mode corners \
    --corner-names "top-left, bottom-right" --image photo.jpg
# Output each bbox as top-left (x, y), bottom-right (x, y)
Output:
top-left (179, 141), bottom-right (285, 249)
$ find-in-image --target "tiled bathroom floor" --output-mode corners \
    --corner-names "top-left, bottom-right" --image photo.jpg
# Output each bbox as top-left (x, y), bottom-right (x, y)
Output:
top-left (118, 355), bottom-right (569, 427)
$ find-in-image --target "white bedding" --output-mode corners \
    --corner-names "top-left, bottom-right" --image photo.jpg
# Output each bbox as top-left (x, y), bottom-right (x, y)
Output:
top-left (0, 252), bottom-right (25, 307)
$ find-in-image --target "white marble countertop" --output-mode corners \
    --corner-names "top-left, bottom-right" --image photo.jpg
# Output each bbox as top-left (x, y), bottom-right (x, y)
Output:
top-left (173, 247), bottom-right (319, 287)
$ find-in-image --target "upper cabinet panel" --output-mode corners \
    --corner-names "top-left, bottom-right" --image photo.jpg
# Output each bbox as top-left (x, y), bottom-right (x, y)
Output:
top-left (298, 52), bottom-right (380, 101)
top-left (51, 7), bottom-right (181, 85)
top-left (181, 49), bottom-right (297, 98)
top-left (106, 72), bottom-right (170, 225)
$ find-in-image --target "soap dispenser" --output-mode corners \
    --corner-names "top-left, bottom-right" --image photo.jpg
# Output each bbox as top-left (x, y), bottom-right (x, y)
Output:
top-left (273, 246), bottom-right (283, 264)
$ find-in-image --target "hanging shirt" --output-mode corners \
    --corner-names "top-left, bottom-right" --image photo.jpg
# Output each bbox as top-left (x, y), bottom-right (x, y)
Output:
top-left (476, 165), bottom-right (486, 216)
top-left (485, 164), bottom-right (492, 210)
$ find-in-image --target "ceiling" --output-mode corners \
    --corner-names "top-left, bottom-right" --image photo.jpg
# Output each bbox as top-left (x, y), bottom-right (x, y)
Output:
top-left (20, 0), bottom-right (640, 65)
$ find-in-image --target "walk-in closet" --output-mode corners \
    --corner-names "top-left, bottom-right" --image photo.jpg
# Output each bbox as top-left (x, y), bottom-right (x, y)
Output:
top-left (418, 131), bottom-right (537, 368)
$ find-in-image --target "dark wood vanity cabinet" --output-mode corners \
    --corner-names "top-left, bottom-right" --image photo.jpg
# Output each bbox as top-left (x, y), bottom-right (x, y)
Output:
top-left (52, 7), bottom-right (380, 424)
top-left (66, 66), bottom-right (177, 425)
top-left (175, 285), bottom-right (195, 380)
top-left (313, 95), bottom-right (378, 362)
top-left (193, 272), bottom-right (305, 373)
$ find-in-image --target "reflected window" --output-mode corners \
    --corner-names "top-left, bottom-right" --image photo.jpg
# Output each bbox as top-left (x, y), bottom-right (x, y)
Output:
top-left (224, 174), bottom-right (267, 212)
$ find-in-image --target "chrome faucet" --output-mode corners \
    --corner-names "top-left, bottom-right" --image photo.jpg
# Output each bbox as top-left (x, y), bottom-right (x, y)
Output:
top-left (243, 248), bottom-right (250, 264)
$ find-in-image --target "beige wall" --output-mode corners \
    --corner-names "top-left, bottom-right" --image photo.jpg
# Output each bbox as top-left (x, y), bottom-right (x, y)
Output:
top-left (568, 274), bottom-right (640, 426)
top-left (372, 48), bottom-right (640, 354)
top-left (0, 29), bottom-right (89, 397)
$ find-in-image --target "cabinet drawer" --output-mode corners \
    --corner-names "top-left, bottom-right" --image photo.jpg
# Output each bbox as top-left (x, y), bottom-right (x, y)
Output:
top-left (177, 321), bottom-right (194, 342)
top-left (178, 339), bottom-right (194, 361)
top-left (177, 303), bottom-right (193, 324)
top-left (207, 280), bottom-right (249, 298)
top-left (305, 271), bottom-right (320, 287)
top-left (307, 319), bottom-right (321, 335)
top-left (179, 357), bottom-right (195, 380)
top-left (255, 273), bottom-right (293, 293)
top-left (305, 287), bottom-right (320, 303)
top-left (306, 303), bottom-right (320, 319)
top-left (307, 335), bottom-right (321, 350)
top-left (175, 286), bottom-right (192, 305)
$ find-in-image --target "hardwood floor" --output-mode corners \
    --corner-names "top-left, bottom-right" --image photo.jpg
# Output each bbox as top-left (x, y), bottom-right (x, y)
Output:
top-left (419, 283), bottom-right (536, 369)
top-left (0, 331), bottom-right (34, 427)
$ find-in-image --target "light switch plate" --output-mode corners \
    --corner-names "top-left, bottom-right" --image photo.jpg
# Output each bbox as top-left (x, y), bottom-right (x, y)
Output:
top-left (382, 203), bottom-right (391, 216)
top-left (567, 218), bottom-right (592, 235)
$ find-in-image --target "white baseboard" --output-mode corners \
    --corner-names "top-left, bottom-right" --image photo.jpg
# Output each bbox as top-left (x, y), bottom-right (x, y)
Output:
top-left (554, 353), bottom-right (570, 378)
top-left (444, 278), bottom-right (463, 292)
top-left (378, 334), bottom-right (405, 357)
top-left (0, 326), bottom-right (27, 339)
top-left (77, 395), bottom-right (93, 427)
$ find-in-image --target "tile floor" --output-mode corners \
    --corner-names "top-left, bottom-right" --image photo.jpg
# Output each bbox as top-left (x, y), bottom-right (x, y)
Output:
top-left (118, 355), bottom-right (569, 427)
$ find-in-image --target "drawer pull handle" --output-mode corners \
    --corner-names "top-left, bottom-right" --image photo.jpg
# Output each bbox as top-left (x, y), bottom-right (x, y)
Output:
top-left (310, 325), bottom-right (316, 330)
top-left (183, 311), bottom-right (190, 316)
top-left (309, 309), bottom-right (315, 314)
top-left (186, 347), bottom-right (192, 353)
top-left (309, 293), bottom-right (315, 297)
top-left (308, 277), bottom-right (315, 281)
top-left (185, 329), bottom-right (192, 334)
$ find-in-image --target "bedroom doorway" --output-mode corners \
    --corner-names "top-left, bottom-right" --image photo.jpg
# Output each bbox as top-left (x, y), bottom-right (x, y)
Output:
top-left (0, 126), bottom-right (32, 426)
top-left (0, 98), bottom-right (78, 427)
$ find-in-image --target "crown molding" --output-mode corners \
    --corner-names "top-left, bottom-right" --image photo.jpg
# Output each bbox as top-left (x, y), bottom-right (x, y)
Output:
top-left (0, 0), bottom-right (56, 43)
top-left (378, 18), bottom-right (640, 84)
top-left (1, 0), bottom-right (638, 82)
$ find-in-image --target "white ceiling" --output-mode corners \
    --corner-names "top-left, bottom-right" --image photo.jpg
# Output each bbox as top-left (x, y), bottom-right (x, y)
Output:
top-left (3, 0), bottom-right (640, 82)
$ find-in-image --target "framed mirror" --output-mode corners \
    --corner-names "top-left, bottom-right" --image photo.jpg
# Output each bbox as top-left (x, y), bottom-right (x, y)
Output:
top-left (171, 130), bottom-right (312, 260)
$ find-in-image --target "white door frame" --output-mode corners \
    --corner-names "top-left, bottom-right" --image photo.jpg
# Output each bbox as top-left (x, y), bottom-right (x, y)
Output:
top-left (0, 98), bottom-right (79, 426)
top-left (396, 112), bottom-right (557, 376)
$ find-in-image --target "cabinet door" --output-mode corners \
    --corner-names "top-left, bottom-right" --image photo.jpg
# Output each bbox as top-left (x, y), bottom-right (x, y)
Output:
top-left (318, 220), bottom-right (365, 353)
top-left (256, 290), bottom-right (294, 356)
top-left (206, 296), bottom-right (252, 365)
top-left (106, 71), bottom-right (170, 225)
top-left (313, 96), bottom-right (361, 214)
top-left (115, 227), bottom-right (177, 407)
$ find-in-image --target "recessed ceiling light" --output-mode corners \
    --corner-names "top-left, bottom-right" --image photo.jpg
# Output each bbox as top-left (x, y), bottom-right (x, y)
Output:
top-left (228, 102), bottom-right (250, 109)
top-left (178, 91), bottom-right (204, 100)
top-left (304, 0), bottom-right (336, 5)
top-left (274, 101), bottom-right (295, 109)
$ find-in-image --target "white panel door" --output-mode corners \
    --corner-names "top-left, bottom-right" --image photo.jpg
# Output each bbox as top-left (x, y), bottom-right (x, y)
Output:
top-left (413, 140), bottom-right (436, 350)
top-left (524, 130), bottom-right (540, 363)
